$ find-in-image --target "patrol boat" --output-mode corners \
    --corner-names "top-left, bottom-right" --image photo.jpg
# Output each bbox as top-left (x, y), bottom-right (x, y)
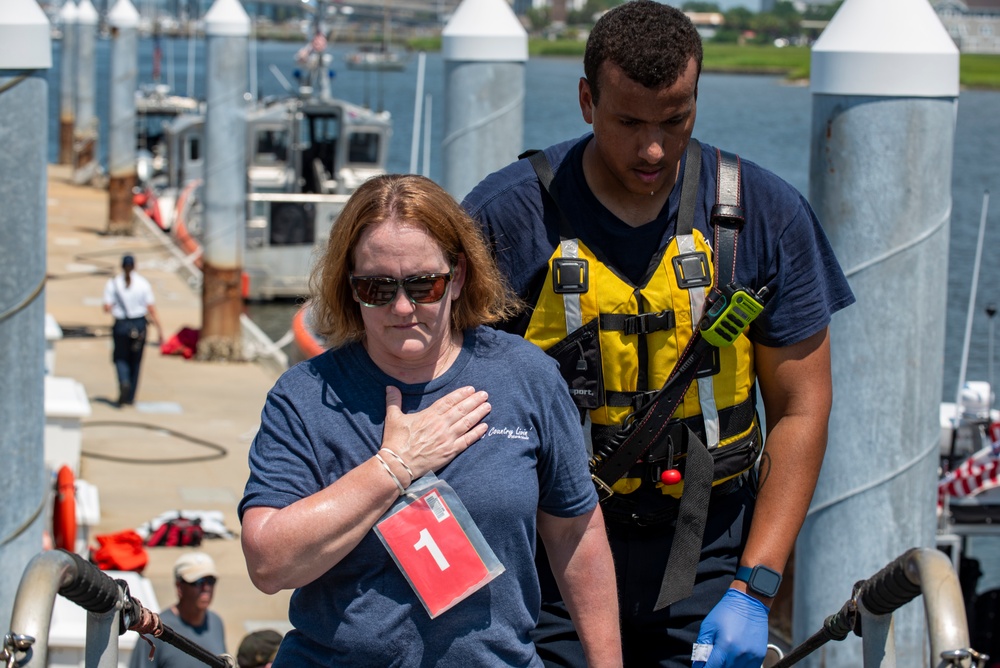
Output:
top-left (134, 17), bottom-right (392, 301)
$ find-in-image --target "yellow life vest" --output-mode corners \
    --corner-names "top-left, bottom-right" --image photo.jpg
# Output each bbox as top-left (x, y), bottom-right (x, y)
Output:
top-left (521, 146), bottom-right (761, 503)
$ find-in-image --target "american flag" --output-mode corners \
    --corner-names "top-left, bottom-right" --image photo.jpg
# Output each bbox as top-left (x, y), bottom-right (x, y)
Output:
top-left (938, 421), bottom-right (1000, 506)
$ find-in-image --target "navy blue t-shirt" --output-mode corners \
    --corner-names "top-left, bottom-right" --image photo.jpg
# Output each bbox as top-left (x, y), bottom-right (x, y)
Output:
top-left (463, 134), bottom-right (855, 347)
top-left (239, 326), bottom-right (596, 667)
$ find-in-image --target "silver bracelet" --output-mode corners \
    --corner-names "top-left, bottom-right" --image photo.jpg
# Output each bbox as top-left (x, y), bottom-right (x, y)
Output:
top-left (379, 448), bottom-right (414, 487)
top-left (374, 453), bottom-right (406, 496)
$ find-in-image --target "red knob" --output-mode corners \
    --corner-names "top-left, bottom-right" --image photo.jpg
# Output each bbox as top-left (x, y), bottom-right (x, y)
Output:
top-left (660, 469), bottom-right (682, 485)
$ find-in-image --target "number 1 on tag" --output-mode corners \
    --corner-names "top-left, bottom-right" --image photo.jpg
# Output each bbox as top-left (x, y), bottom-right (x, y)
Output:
top-left (414, 529), bottom-right (450, 570)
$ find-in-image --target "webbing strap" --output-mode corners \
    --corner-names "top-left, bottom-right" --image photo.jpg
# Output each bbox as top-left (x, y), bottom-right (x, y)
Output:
top-left (656, 430), bottom-right (713, 609)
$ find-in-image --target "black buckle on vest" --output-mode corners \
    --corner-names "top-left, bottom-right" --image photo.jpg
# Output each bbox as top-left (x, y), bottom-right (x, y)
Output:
top-left (695, 346), bottom-right (721, 378)
top-left (623, 310), bottom-right (675, 336)
top-left (630, 390), bottom-right (658, 411)
top-left (711, 203), bottom-right (745, 225)
top-left (672, 251), bottom-right (711, 289)
top-left (645, 422), bottom-right (687, 482)
top-left (552, 258), bottom-right (589, 294)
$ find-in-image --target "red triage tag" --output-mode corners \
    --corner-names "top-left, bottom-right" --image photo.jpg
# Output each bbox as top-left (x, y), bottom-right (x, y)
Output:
top-left (377, 488), bottom-right (492, 617)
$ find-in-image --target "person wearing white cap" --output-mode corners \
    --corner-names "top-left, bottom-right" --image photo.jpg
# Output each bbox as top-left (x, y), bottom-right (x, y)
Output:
top-left (129, 551), bottom-right (227, 667)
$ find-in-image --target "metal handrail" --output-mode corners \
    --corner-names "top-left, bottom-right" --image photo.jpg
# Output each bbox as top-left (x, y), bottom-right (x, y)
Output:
top-left (771, 547), bottom-right (988, 668)
top-left (2, 549), bottom-right (235, 668)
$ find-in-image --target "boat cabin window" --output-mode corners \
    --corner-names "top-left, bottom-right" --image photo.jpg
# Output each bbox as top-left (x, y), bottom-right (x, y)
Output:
top-left (187, 136), bottom-right (201, 162)
top-left (301, 112), bottom-right (341, 193)
top-left (347, 132), bottom-right (380, 165)
top-left (253, 129), bottom-right (289, 165)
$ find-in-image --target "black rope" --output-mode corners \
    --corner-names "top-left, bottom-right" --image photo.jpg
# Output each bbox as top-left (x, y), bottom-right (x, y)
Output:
top-left (0, 71), bottom-right (32, 96)
top-left (0, 490), bottom-right (47, 548)
top-left (81, 421), bottom-right (228, 464)
top-left (0, 274), bottom-right (46, 325)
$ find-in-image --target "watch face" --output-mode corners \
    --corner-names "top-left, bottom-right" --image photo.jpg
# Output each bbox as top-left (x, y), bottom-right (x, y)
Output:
top-left (750, 567), bottom-right (782, 597)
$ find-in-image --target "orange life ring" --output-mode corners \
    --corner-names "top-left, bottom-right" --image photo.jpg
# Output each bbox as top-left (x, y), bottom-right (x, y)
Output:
top-left (293, 303), bottom-right (325, 359)
top-left (52, 465), bottom-right (77, 552)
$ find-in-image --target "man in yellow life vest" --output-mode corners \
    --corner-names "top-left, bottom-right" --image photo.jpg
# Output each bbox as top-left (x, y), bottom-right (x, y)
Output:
top-left (462, 2), bottom-right (855, 667)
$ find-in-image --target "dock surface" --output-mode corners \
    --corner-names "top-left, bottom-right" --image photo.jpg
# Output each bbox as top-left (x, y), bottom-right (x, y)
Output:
top-left (44, 164), bottom-right (293, 655)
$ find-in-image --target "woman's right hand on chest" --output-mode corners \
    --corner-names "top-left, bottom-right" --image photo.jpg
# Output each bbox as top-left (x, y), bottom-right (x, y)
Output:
top-left (381, 385), bottom-right (491, 479)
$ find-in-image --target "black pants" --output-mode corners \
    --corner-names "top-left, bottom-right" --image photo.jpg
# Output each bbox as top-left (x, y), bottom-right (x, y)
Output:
top-left (532, 476), bottom-right (757, 667)
top-left (112, 317), bottom-right (147, 405)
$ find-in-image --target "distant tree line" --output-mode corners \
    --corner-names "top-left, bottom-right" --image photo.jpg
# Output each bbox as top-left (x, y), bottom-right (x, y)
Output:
top-left (526, 1), bottom-right (843, 45)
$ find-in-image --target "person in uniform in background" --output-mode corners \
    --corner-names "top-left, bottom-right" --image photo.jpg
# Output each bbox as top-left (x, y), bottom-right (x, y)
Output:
top-left (462, 2), bottom-right (855, 666)
top-left (102, 254), bottom-right (163, 406)
top-left (131, 552), bottom-right (226, 668)
top-left (236, 629), bottom-right (283, 668)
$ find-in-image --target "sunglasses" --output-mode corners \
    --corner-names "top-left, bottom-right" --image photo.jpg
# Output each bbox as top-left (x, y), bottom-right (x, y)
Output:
top-left (350, 270), bottom-right (453, 308)
top-left (183, 576), bottom-right (217, 587)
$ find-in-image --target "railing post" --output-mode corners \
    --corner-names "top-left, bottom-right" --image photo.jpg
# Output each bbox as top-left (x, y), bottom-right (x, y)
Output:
top-left (858, 599), bottom-right (897, 668)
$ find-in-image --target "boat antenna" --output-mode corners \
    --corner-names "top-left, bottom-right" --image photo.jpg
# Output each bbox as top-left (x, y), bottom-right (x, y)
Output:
top-left (988, 301), bottom-right (997, 409)
top-left (954, 190), bottom-right (990, 419)
top-left (186, 0), bottom-right (197, 98)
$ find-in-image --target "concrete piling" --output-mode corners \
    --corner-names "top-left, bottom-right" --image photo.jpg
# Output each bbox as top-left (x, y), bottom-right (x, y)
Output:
top-left (441, 0), bottom-right (527, 200)
top-left (794, 0), bottom-right (960, 665)
top-left (107, 0), bottom-right (140, 235)
top-left (73, 0), bottom-right (99, 185)
top-left (199, 0), bottom-right (250, 361)
top-left (57, 0), bottom-right (77, 166)
top-left (0, 0), bottom-right (51, 636)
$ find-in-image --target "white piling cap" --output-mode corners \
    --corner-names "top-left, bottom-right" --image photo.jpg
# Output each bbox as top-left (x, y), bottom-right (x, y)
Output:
top-left (108, 0), bottom-right (139, 30)
top-left (443, 0), bottom-right (528, 62)
top-left (0, 0), bottom-right (52, 69)
top-left (76, 0), bottom-right (99, 26)
top-left (205, 0), bottom-right (250, 37)
top-left (59, 1), bottom-right (78, 25)
top-left (811, 0), bottom-right (958, 97)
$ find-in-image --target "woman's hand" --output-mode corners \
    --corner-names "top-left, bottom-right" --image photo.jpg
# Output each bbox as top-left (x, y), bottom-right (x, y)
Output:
top-left (382, 385), bottom-right (491, 479)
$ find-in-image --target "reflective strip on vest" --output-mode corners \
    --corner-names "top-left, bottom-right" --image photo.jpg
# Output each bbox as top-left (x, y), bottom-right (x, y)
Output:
top-left (560, 239), bottom-right (584, 335)
top-left (677, 233), bottom-right (720, 447)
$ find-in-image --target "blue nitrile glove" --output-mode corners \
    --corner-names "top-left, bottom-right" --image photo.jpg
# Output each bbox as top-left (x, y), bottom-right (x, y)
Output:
top-left (691, 588), bottom-right (769, 668)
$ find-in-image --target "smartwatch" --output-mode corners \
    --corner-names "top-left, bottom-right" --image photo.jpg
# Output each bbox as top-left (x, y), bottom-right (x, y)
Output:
top-left (734, 564), bottom-right (782, 598)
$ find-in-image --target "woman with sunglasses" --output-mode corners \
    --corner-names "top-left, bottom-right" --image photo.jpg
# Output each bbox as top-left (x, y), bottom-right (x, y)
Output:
top-left (239, 174), bottom-right (621, 667)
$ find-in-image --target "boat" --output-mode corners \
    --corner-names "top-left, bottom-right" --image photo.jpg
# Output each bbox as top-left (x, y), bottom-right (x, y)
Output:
top-left (134, 83), bottom-right (202, 191)
top-left (345, 43), bottom-right (408, 72)
top-left (134, 8), bottom-right (393, 302)
top-left (345, 0), bottom-right (408, 72)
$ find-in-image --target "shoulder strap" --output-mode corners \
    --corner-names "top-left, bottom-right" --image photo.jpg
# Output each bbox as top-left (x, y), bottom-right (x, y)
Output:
top-left (113, 278), bottom-right (133, 320)
top-left (712, 148), bottom-right (743, 290)
top-left (522, 149), bottom-right (576, 241)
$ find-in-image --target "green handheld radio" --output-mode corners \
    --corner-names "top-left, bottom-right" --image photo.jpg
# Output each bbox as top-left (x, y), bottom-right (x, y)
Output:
top-left (700, 287), bottom-right (765, 347)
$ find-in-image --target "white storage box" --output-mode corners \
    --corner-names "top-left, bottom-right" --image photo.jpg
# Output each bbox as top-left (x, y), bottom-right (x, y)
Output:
top-left (45, 376), bottom-right (92, 477)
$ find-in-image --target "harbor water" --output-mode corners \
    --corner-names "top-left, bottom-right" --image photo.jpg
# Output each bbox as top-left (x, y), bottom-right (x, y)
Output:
top-left (45, 35), bottom-right (1000, 402)
top-left (46, 33), bottom-right (1000, 599)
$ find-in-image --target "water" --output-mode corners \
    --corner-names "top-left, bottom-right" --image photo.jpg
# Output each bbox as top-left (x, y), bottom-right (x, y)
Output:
top-left (46, 32), bottom-right (1000, 601)
top-left (46, 36), bottom-right (1000, 404)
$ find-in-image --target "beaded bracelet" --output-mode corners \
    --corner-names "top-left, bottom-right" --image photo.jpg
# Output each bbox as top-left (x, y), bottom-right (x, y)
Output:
top-left (379, 448), bottom-right (414, 487)
top-left (374, 453), bottom-right (406, 496)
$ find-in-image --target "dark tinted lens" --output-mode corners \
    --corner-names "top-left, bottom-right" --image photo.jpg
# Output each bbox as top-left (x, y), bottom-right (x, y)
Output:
top-left (403, 275), bottom-right (449, 303)
top-left (353, 277), bottom-right (398, 306)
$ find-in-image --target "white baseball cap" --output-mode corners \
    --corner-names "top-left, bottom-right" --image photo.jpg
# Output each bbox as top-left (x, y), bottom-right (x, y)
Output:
top-left (173, 552), bottom-right (218, 584)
